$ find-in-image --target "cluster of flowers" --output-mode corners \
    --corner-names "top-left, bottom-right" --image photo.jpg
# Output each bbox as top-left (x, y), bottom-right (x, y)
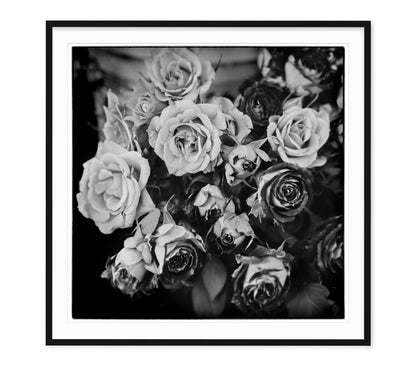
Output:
top-left (77, 47), bottom-right (344, 317)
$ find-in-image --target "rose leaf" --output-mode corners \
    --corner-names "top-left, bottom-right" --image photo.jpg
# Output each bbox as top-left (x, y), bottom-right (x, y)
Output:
top-left (201, 256), bottom-right (227, 301)
top-left (139, 208), bottom-right (161, 235)
top-left (191, 275), bottom-right (227, 317)
top-left (286, 283), bottom-right (334, 318)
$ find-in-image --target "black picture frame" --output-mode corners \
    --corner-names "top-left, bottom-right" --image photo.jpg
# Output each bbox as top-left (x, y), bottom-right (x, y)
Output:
top-left (46, 20), bottom-right (371, 346)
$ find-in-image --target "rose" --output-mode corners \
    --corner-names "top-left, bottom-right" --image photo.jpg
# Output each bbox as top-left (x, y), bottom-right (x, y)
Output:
top-left (237, 81), bottom-right (286, 129)
top-left (232, 248), bottom-right (291, 316)
top-left (153, 222), bottom-right (206, 286)
top-left (247, 163), bottom-right (313, 226)
top-left (76, 140), bottom-right (155, 234)
top-left (103, 90), bottom-right (139, 151)
top-left (209, 96), bottom-right (253, 143)
top-left (257, 48), bottom-right (289, 81)
top-left (284, 48), bottom-right (344, 96)
top-left (258, 48), bottom-right (343, 97)
top-left (284, 50), bottom-right (330, 96)
top-left (101, 232), bottom-right (158, 296)
top-left (126, 75), bottom-right (168, 126)
top-left (257, 48), bottom-right (275, 79)
top-left (145, 48), bottom-right (215, 102)
top-left (309, 216), bottom-right (344, 278)
top-left (267, 105), bottom-right (330, 168)
top-left (223, 140), bottom-right (270, 186)
top-left (148, 100), bottom-right (226, 176)
top-left (211, 212), bottom-right (254, 254)
top-left (193, 184), bottom-right (235, 222)
top-left (101, 249), bottom-right (144, 296)
top-left (293, 49), bottom-right (330, 82)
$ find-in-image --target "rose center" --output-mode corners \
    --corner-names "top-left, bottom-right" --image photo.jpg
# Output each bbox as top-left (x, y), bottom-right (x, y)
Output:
top-left (164, 68), bottom-right (184, 88)
top-left (252, 99), bottom-right (265, 118)
top-left (242, 160), bottom-right (256, 172)
top-left (119, 268), bottom-right (129, 281)
top-left (174, 126), bottom-right (198, 154)
top-left (298, 51), bottom-right (328, 77)
top-left (167, 248), bottom-right (193, 273)
top-left (220, 233), bottom-right (234, 247)
top-left (255, 280), bottom-right (277, 304)
top-left (137, 94), bottom-right (153, 114)
top-left (206, 206), bottom-right (222, 221)
top-left (277, 181), bottom-right (302, 203)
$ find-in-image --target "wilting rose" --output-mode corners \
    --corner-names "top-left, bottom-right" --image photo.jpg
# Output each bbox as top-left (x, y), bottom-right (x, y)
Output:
top-left (267, 106), bottom-right (330, 168)
top-left (223, 140), bottom-right (270, 186)
top-left (148, 100), bottom-right (226, 176)
top-left (145, 48), bottom-right (215, 102)
top-left (193, 184), bottom-right (235, 222)
top-left (103, 90), bottom-right (139, 151)
top-left (211, 212), bottom-right (254, 254)
top-left (309, 216), bottom-right (344, 278)
top-left (101, 233), bottom-right (158, 296)
top-left (126, 75), bottom-right (168, 126)
top-left (76, 141), bottom-right (155, 234)
top-left (237, 81), bottom-right (286, 129)
top-left (247, 163), bottom-right (313, 226)
top-left (284, 50), bottom-right (331, 96)
top-left (232, 248), bottom-right (291, 316)
top-left (153, 222), bottom-right (206, 286)
top-left (258, 48), bottom-right (343, 97)
top-left (209, 96), bottom-right (253, 143)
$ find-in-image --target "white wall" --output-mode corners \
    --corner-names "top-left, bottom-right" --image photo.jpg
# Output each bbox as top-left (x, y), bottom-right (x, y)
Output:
top-left (0, 0), bottom-right (414, 365)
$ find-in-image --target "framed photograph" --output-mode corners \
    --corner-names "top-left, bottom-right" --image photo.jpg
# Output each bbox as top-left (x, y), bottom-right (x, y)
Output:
top-left (46, 20), bottom-right (371, 345)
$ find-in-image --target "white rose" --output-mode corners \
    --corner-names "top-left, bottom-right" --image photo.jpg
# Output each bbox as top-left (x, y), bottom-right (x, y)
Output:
top-left (267, 106), bottom-right (330, 168)
top-left (77, 141), bottom-right (155, 234)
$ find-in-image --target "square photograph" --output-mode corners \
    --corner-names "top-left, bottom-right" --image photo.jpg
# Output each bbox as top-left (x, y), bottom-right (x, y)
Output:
top-left (72, 46), bottom-right (345, 319)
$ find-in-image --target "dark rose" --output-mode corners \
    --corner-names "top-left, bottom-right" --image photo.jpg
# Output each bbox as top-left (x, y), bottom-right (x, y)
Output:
top-left (232, 247), bottom-right (291, 316)
top-left (102, 257), bottom-right (142, 296)
top-left (248, 163), bottom-right (313, 226)
top-left (295, 49), bottom-right (330, 82)
top-left (153, 222), bottom-right (206, 286)
top-left (101, 240), bottom-right (158, 297)
top-left (286, 48), bottom-right (343, 97)
top-left (258, 47), bottom-right (344, 97)
top-left (237, 81), bottom-right (286, 129)
top-left (309, 216), bottom-right (344, 278)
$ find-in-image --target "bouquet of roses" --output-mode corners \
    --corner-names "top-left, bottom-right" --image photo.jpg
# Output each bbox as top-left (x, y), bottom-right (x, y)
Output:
top-left (76, 47), bottom-right (344, 318)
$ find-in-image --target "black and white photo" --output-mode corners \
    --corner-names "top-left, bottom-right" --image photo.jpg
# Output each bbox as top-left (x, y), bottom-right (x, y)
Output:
top-left (46, 21), bottom-right (370, 345)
